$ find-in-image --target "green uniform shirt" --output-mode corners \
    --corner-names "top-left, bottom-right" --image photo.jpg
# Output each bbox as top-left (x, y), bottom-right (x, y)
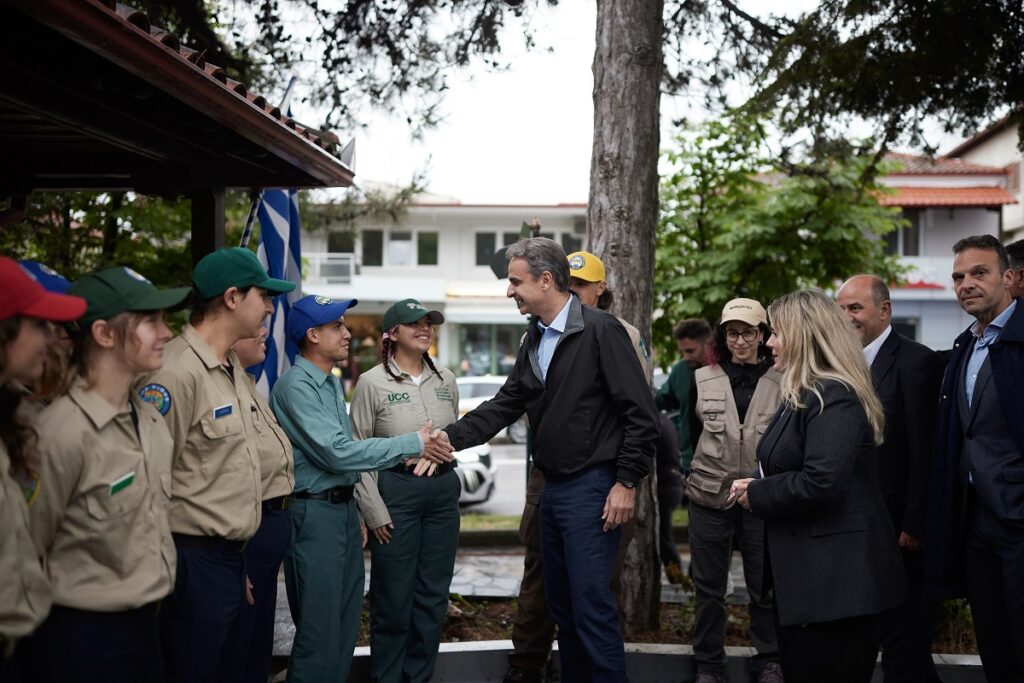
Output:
top-left (350, 360), bottom-right (460, 529)
top-left (655, 359), bottom-right (695, 469)
top-left (270, 355), bottom-right (421, 493)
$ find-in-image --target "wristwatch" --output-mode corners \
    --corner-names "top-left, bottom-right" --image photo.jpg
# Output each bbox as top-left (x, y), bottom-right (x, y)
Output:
top-left (617, 479), bottom-right (637, 489)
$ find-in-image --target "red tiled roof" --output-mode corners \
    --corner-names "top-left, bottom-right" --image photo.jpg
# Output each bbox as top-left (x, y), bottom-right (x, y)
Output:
top-left (884, 152), bottom-right (1007, 176)
top-left (879, 186), bottom-right (1018, 207)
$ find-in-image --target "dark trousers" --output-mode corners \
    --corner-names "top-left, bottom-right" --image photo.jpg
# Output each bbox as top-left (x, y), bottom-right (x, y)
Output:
top-left (880, 546), bottom-right (941, 683)
top-left (509, 467), bottom-right (636, 675)
top-left (284, 497), bottom-right (364, 683)
top-left (23, 603), bottom-right (162, 683)
top-left (369, 469), bottom-right (461, 683)
top-left (777, 611), bottom-right (885, 683)
top-left (161, 537), bottom-right (248, 683)
top-left (539, 464), bottom-right (625, 683)
top-left (657, 480), bottom-right (682, 567)
top-left (687, 502), bottom-right (778, 675)
top-left (240, 508), bottom-right (291, 683)
top-left (963, 506), bottom-right (1024, 682)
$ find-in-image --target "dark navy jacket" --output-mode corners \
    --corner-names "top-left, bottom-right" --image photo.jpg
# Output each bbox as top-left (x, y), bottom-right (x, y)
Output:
top-left (926, 298), bottom-right (1024, 598)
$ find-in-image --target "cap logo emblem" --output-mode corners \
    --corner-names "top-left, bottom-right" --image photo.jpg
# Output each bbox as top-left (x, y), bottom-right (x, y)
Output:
top-left (569, 255), bottom-right (586, 270)
top-left (314, 295), bottom-right (334, 305)
top-left (407, 302), bottom-right (424, 310)
top-left (124, 267), bottom-right (151, 284)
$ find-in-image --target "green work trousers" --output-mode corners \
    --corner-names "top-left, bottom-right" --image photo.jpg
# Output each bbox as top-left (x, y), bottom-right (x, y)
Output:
top-left (369, 469), bottom-right (461, 683)
top-left (284, 497), bottom-right (364, 683)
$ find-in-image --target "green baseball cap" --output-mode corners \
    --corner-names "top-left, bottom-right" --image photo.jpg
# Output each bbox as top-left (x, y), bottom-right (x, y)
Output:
top-left (70, 267), bottom-right (192, 326)
top-left (381, 298), bottom-right (444, 331)
top-left (192, 247), bottom-right (296, 300)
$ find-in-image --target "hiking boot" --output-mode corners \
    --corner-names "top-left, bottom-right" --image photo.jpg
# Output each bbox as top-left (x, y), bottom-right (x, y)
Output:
top-left (694, 673), bottom-right (727, 683)
top-left (504, 665), bottom-right (543, 683)
top-left (757, 662), bottom-right (785, 683)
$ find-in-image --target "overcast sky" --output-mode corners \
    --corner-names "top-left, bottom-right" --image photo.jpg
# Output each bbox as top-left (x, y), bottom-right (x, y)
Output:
top-left (313, 2), bottom-right (969, 206)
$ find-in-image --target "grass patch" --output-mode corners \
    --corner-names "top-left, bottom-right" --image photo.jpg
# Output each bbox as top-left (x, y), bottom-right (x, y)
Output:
top-left (460, 513), bottom-right (521, 531)
top-left (671, 508), bottom-right (689, 526)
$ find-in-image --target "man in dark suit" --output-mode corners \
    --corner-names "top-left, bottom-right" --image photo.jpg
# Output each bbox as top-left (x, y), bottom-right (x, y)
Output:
top-left (838, 275), bottom-right (944, 683)
top-left (1007, 238), bottom-right (1024, 300)
top-left (926, 235), bottom-right (1024, 681)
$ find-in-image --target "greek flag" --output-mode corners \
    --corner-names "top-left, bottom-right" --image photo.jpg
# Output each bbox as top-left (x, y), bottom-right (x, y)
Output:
top-left (254, 189), bottom-right (303, 396)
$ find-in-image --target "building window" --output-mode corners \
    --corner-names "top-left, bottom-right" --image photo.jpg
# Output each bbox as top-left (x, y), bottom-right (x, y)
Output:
top-left (362, 230), bottom-right (383, 266)
top-left (503, 232), bottom-right (520, 246)
top-left (418, 231), bottom-right (439, 266)
top-left (388, 231), bottom-right (414, 266)
top-left (476, 233), bottom-right (496, 266)
top-left (893, 318), bottom-right (918, 342)
top-left (327, 231), bottom-right (355, 253)
top-left (884, 210), bottom-right (922, 257)
top-left (561, 234), bottom-right (583, 254)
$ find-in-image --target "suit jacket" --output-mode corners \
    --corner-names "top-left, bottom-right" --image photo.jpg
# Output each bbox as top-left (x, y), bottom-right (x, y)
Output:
top-left (747, 380), bottom-right (907, 626)
top-left (870, 331), bottom-right (944, 539)
top-left (926, 298), bottom-right (1024, 598)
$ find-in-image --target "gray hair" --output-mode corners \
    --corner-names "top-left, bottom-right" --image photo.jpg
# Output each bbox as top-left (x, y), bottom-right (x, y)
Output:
top-left (506, 237), bottom-right (570, 292)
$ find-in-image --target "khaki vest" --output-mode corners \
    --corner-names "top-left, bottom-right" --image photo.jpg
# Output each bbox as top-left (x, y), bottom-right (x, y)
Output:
top-left (685, 364), bottom-right (782, 509)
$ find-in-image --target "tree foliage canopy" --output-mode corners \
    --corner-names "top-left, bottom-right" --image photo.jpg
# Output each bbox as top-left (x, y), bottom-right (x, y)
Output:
top-left (653, 112), bottom-right (905, 362)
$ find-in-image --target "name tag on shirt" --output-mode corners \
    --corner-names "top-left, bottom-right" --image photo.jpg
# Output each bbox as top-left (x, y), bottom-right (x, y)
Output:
top-left (110, 471), bottom-right (136, 496)
top-left (213, 403), bottom-right (233, 419)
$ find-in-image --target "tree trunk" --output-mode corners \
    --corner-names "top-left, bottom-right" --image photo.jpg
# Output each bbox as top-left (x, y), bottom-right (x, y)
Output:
top-left (587, 0), bottom-right (664, 634)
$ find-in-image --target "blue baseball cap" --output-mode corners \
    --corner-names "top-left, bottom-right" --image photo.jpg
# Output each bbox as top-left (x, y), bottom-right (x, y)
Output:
top-left (20, 260), bottom-right (71, 294)
top-left (287, 295), bottom-right (358, 346)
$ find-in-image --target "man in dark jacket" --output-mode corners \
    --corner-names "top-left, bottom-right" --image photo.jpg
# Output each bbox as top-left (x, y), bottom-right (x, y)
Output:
top-left (444, 237), bottom-right (658, 683)
top-left (927, 235), bottom-right (1024, 681)
top-left (838, 274), bottom-right (944, 683)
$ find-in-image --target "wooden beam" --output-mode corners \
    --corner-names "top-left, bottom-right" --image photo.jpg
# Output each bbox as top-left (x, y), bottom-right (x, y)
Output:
top-left (190, 188), bottom-right (225, 265)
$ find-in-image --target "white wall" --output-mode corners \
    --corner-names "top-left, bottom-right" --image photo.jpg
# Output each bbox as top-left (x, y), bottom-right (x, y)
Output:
top-left (920, 207), bottom-right (1000, 257)
top-left (954, 124), bottom-right (1024, 235)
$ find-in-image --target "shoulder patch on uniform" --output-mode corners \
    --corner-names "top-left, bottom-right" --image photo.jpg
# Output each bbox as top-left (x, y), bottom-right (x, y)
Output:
top-left (139, 383), bottom-right (172, 416)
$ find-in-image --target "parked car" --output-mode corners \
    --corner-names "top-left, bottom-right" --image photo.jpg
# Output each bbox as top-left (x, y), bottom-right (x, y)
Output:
top-left (456, 375), bottom-right (528, 444)
top-left (453, 442), bottom-right (496, 506)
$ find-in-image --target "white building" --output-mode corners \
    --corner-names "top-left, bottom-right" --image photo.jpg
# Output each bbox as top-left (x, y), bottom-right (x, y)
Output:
top-left (300, 201), bottom-right (587, 375)
top-left (879, 152), bottom-right (1017, 349)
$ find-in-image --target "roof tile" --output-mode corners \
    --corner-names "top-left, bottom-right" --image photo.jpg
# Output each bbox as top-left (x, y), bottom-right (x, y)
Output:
top-left (879, 186), bottom-right (1018, 207)
top-left (885, 152), bottom-right (1007, 176)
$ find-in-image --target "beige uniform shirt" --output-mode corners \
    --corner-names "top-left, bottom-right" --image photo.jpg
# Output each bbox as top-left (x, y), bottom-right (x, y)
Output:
top-left (0, 442), bottom-right (52, 637)
top-left (617, 317), bottom-right (653, 385)
top-left (139, 325), bottom-right (262, 540)
top-left (351, 360), bottom-right (459, 529)
top-left (244, 374), bottom-right (294, 501)
top-left (30, 381), bottom-right (176, 611)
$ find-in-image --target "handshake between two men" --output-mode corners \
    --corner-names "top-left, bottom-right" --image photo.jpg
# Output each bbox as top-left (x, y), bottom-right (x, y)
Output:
top-left (407, 420), bottom-right (456, 477)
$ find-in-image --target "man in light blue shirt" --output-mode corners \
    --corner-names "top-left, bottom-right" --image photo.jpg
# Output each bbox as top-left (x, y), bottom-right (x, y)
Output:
top-left (271, 295), bottom-right (453, 683)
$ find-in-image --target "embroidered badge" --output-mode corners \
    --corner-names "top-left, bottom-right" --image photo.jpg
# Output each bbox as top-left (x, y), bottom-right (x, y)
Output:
top-left (139, 383), bottom-right (172, 415)
top-left (568, 254), bottom-right (586, 271)
top-left (434, 386), bottom-right (453, 403)
top-left (314, 295), bottom-right (334, 305)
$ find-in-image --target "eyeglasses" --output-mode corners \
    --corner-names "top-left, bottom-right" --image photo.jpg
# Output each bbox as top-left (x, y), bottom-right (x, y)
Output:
top-left (725, 328), bottom-right (760, 343)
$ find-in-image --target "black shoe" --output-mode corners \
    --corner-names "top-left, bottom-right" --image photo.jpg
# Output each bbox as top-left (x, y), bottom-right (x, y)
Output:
top-left (504, 665), bottom-right (544, 683)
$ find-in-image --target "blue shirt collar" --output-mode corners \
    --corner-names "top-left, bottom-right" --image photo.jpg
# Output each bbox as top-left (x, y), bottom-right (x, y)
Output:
top-left (536, 295), bottom-right (573, 334)
top-left (971, 299), bottom-right (1017, 342)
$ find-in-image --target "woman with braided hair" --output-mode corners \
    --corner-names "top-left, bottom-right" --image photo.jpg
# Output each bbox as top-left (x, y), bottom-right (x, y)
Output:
top-left (351, 298), bottom-right (461, 683)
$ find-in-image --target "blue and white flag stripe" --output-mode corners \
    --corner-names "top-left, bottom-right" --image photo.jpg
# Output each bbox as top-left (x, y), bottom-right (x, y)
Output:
top-left (254, 189), bottom-right (303, 397)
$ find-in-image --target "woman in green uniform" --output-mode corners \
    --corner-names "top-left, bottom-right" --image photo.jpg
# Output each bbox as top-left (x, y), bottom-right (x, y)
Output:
top-left (351, 298), bottom-right (461, 683)
top-left (23, 266), bottom-right (190, 682)
top-left (0, 257), bottom-right (84, 682)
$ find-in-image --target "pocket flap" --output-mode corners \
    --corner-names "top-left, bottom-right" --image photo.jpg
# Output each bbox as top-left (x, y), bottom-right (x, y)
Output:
top-left (810, 513), bottom-right (866, 537)
top-left (703, 420), bottom-right (725, 433)
top-left (688, 469), bottom-right (724, 494)
top-left (201, 413), bottom-right (242, 439)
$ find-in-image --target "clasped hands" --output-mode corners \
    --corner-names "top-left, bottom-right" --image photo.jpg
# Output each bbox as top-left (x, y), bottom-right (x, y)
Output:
top-left (412, 421), bottom-right (455, 477)
top-left (728, 478), bottom-right (754, 510)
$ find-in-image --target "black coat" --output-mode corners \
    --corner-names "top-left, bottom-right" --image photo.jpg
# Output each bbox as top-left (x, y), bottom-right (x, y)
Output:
top-left (926, 298), bottom-right (1024, 598)
top-left (870, 331), bottom-right (944, 539)
top-left (444, 294), bottom-right (658, 485)
top-left (747, 380), bottom-right (907, 626)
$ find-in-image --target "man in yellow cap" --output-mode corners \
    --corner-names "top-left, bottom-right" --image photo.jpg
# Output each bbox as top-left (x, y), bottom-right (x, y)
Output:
top-left (503, 249), bottom-right (652, 683)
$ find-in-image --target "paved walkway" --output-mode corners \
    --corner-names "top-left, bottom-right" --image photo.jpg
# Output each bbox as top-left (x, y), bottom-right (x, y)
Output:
top-left (273, 547), bottom-right (749, 656)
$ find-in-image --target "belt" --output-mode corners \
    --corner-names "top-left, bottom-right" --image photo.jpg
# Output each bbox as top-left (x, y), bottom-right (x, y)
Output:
top-left (262, 495), bottom-right (290, 512)
top-left (293, 485), bottom-right (354, 504)
top-left (389, 460), bottom-right (456, 476)
top-left (172, 533), bottom-right (247, 553)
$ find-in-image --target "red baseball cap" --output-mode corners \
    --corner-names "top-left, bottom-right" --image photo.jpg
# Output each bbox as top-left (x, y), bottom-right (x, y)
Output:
top-left (0, 257), bottom-right (86, 322)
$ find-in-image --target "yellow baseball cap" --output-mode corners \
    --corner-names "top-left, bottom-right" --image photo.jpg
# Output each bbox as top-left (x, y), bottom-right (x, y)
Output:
top-left (567, 251), bottom-right (606, 283)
